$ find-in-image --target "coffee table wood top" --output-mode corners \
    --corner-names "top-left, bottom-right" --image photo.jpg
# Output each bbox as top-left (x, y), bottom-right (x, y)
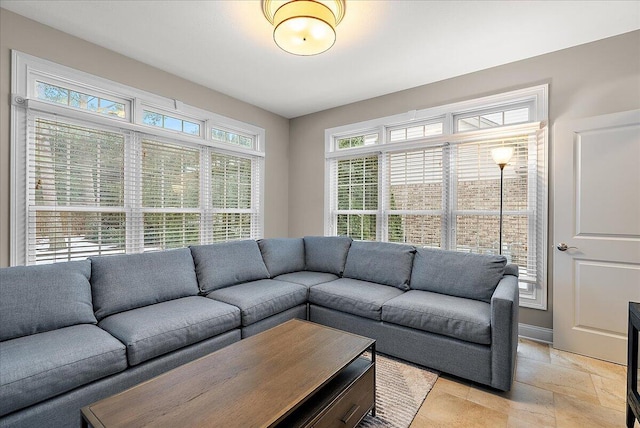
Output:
top-left (82, 319), bottom-right (374, 428)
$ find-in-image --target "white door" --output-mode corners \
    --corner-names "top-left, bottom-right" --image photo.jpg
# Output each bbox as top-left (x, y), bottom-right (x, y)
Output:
top-left (553, 109), bottom-right (640, 364)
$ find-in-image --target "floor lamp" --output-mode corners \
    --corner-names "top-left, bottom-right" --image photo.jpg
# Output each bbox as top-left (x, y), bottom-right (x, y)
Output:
top-left (491, 147), bottom-right (514, 255)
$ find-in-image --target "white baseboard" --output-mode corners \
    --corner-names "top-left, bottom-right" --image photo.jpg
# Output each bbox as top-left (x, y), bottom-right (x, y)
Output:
top-left (518, 323), bottom-right (553, 344)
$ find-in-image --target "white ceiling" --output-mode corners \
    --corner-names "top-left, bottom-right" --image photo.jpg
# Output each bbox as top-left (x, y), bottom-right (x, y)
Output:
top-left (2, 1), bottom-right (639, 118)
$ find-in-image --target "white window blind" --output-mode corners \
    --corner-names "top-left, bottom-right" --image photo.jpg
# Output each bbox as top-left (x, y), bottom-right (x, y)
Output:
top-left (329, 155), bottom-right (379, 240)
top-left (211, 153), bottom-right (262, 242)
top-left (29, 117), bottom-right (127, 263)
top-left (25, 115), bottom-right (263, 264)
top-left (140, 139), bottom-right (201, 251)
top-left (386, 146), bottom-right (447, 248)
top-left (452, 133), bottom-right (540, 291)
top-left (328, 130), bottom-right (543, 296)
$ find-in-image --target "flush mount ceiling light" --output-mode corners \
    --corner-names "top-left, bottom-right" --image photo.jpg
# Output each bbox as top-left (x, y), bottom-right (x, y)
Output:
top-left (262, 0), bottom-right (346, 56)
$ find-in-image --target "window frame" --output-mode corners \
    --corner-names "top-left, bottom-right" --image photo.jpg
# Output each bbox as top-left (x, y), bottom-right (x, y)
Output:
top-left (325, 85), bottom-right (548, 310)
top-left (387, 118), bottom-right (445, 143)
top-left (453, 101), bottom-right (533, 133)
top-left (141, 108), bottom-right (204, 137)
top-left (11, 50), bottom-right (265, 265)
top-left (34, 78), bottom-right (131, 121)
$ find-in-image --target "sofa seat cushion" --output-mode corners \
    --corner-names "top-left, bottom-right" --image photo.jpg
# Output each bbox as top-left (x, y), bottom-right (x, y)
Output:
top-left (272, 271), bottom-right (339, 287)
top-left (0, 324), bottom-right (126, 417)
top-left (343, 241), bottom-right (416, 291)
top-left (410, 247), bottom-right (506, 303)
top-left (191, 240), bottom-right (270, 294)
top-left (303, 236), bottom-right (352, 275)
top-left (0, 260), bottom-right (95, 341)
top-left (258, 238), bottom-right (306, 277)
top-left (309, 278), bottom-right (404, 321)
top-left (91, 248), bottom-right (200, 320)
top-left (382, 290), bottom-right (491, 345)
top-left (207, 279), bottom-right (308, 326)
top-left (98, 296), bottom-right (240, 366)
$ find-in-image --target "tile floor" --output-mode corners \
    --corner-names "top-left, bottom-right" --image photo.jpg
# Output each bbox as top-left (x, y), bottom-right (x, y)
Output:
top-left (410, 338), bottom-right (638, 427)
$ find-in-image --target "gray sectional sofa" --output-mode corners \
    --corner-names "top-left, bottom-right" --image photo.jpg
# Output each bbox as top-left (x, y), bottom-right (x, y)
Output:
top-left (0, 236), bottom-right (519, 428)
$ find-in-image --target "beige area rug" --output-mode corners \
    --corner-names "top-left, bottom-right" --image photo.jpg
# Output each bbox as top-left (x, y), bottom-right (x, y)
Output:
top-left (358, 353), bottom-right (439, 428)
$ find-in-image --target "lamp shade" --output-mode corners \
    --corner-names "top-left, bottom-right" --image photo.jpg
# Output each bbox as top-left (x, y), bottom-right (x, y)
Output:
top-left (273, 1), bottom-right (336, 55)
top-left (263, 0), bottom-right (346, 56)
top-left (491, 146), bottom-right (514, 166)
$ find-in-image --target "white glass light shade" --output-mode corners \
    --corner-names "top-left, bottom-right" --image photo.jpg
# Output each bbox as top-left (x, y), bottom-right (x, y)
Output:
top-left (263, 0), bottom-right (346, 56)
top-left (273, 1), bottom-right (336, 55)
top-left (491, 146), bottom-right (514, 167)
top-left (263, 0), bottom-right (346, 24)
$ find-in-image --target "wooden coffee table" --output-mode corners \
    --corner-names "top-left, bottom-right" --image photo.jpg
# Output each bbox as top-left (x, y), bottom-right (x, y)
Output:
top-left (82, 319), bottom-right (376, 428)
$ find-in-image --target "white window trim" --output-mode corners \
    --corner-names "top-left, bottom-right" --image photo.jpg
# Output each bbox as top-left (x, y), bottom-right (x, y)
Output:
top-left (11, 50), bottom-right (265, 266)
top-left (452, 101), bottom-right (533, 133)
top-left (140, 107), bottom-right (205, 138)
top-left (324, 85), bottom-right (548, 310)
top-left (12, 52), bottom-right (265, 155)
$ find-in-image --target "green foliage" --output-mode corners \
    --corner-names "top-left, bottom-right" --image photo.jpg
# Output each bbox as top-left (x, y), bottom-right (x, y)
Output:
top-left (35, 119), bottom-right (125, 208)
top-left (337, 135), bottom-right (365, 149)
top-left (34, 119), bottom-right (253, 255)
top-left (336, 155), bottom-right (379, 240)
top-left (337, 214), bottom-right (376, 241)
top-left (211, 154), bottom-right (252, 209)
top-left (213, 213), bottom-right (251, 241)
top-left (336, 156), bottom-right (378, 211)
top-left (37, 82), bottom-right (125, 118)
top-left (387, 192), bottom-right (405, 243)
top-left (85, 213), bottom-right (127, 247)
top-left (142, 140), bottom-right (200, 209)
top-left (143, 213), bottom-right (200, 249)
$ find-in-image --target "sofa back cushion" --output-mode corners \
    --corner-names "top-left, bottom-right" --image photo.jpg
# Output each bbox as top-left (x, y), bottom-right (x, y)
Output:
top-left (258, 238), bottom-right (305, 277)
top-left (303, 236), bottom-right (352, 276)
top-left (343, 241), bottom-right (416, 291)
top-left (410, 248), bottom-right (507, 302)
top-left (0, 260), bottom-right (96, 341)
top-left (190, 240), bottom-right (270, 294)
top-left (91, 249), bottom-right (199, 320)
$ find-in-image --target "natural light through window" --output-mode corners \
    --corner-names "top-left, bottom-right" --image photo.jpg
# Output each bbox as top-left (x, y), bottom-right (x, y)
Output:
top-left (12, 52), bottom-right (265, 266)
top-left (36, 81), bottom-right (126, 118)
top-left (142, 110), bottom-right (201, 136)
top-left (212, 128), bottom-right (254, 149)
top-left (325, 86), bottom-right (548, 309)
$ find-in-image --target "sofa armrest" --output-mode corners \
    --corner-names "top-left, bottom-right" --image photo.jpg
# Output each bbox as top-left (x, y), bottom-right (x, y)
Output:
top-left (490, 272), bottom-right (519, 391)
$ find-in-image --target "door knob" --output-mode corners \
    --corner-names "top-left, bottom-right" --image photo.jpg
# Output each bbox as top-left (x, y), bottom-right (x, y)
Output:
top-left (557, 242), bottom-right (578, 251)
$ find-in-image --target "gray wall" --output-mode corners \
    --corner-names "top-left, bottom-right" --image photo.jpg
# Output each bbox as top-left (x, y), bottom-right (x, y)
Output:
top-left (288, 31), bottom-right (640, 329)
top-left (0, 9), bottom-right (290, 267)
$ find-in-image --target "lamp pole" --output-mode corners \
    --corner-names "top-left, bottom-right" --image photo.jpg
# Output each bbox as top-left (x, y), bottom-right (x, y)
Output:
top-left (498, 162), bottom-right (506, 255)
top-left (491, 146), bottom-right (514, 256)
